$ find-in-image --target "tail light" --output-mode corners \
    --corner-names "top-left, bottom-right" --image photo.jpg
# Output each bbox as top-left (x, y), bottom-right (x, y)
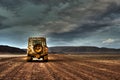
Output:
top-left (45, 47), bottom-right (48, 52)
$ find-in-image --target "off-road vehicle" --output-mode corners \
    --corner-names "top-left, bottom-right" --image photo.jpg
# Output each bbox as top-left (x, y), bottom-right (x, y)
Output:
top-left (27, 37), bottom-right (48, 62)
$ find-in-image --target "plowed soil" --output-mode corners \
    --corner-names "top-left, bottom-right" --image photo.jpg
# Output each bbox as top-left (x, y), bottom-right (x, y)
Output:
top-left (0, 54), bottom-right (120, 80)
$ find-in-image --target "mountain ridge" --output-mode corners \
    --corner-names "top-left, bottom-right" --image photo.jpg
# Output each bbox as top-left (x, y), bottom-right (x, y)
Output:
top-left (0, 45), bottom-right (25, 54)
top-left (49, 46), bottom-right (120, 53)
top-left (0, 45), bottom-right (120, 54)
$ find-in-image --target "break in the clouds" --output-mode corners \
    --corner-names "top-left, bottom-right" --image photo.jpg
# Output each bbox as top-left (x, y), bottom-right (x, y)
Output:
top-left (0, 0), bottom-right (120, 48)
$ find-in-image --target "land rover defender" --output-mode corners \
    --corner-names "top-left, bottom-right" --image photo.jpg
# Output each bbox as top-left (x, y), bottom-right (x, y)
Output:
top-left (27, 37), bottom-right (48, 62)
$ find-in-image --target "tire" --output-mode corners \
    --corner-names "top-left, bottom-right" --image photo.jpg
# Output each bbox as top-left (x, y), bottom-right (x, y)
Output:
top-left (44, 60), bottom-right (48, 62)
top-left (33, 44), bottom-right (42, 53)
top-left (43, 55), bottom-right (48, 62)
top-left (27, 56), bottom-right (32, 62)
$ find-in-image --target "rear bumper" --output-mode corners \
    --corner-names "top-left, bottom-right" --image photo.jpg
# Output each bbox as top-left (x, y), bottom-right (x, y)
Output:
top-left (27, 53), bottom-right (48, 58)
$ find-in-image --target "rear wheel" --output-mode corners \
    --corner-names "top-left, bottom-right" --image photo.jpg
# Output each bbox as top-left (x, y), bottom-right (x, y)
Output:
top-left (27, 56), bottom-right (32, 62)
top-left (43, 55), bottom-right (48, 62)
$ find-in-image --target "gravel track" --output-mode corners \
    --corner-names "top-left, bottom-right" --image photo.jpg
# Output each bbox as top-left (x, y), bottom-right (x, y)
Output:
top-left (0, 54), bottom-right (120, 80)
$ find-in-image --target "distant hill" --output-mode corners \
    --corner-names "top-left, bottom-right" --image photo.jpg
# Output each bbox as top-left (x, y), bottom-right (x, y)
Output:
top-left (1, 45), bottom-right (119, 54)
top-left (49, 46), bottom-right (120, 53)
top-left (0, 45), bottom-right (25, 54)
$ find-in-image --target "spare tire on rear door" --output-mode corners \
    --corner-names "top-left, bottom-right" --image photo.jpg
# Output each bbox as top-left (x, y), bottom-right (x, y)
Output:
top-left (33, 44), bottom-right (42, 53)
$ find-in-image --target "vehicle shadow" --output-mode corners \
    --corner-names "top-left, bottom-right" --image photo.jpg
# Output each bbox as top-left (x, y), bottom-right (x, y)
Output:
top-left (14, 56), bottom-right (76, 63)
top-left (27, 59), bottom-right (70, 63)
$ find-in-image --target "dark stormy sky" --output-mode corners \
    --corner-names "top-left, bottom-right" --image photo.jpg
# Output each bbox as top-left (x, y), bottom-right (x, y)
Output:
top-left (0, 0), bottom-right (120, 48)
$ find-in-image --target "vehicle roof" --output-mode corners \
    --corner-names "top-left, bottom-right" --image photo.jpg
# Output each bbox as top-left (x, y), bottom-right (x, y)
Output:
top-left (29, 37), bottom-right (46, 39)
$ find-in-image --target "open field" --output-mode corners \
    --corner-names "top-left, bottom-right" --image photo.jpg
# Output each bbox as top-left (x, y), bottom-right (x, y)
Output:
top-left (0, 53), bottom-right (120, 80)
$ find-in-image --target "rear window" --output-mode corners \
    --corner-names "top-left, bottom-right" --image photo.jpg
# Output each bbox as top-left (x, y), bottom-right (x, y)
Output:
top-left (33, 40), bottom-right (42, 45)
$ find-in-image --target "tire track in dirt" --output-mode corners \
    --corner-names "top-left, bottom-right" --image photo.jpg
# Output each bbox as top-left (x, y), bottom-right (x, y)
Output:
top-left (78, 62), bottom-right (120, 80)
top-left (0, 57), bottom-right (22, 75)
top-left (45, 63), bottom-right (65, 80)
top-left (0, 57), bottom-right (13, 62)
top-left (88, 60), bottom-right (120, 71)
top-left (0, 57), bottom-right (17, 66)
top-left (65, 55), bottom-right (120, 80)
top-left (0, 62), bottom-right (24, 80)
top-left (12, 63), bottom-right (34, 80)
top-left (49, 55), bottom-right (101, 80)
top-left (46, 62), bottom-right (83, 80)
top-left (51, 54), bottom-right (120, 80)
top-left (50, 56), bottom-right (108, 80)
top-left (58, 54), bottom-right (120, 74)
top-left (38, 63), bottom-right (55, 80)
top-left (90, 60), bottom-right (120, 65)
top-left (1, 62), bottom-right (25, 80)
top-left (83, 60), bottom-right (120, 73)
top-left (31, 63), bottom-right (48, 80)
top-left (0, 54), bottom-right (120, 80)
top-left (70, 56), bottom-right (120, 79)
top-left (57, 61), bottom-right (108, 80)
top-left (28, 62), bottom-right (54, 80)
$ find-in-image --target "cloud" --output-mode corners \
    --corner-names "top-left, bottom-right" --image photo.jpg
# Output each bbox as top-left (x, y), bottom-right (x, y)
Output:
top-left (0, 7), bottom-right (15, 30)
top-left (0, 0), bottom-right (117, 31)
top-left (102, 38), bottom-right (115, 44)
top-left (0, 0), bottom-right (120, 48)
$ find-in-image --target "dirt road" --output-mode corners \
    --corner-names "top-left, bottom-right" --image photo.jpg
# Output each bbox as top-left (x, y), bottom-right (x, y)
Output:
top-left (0, 54), bottom-right (120, 80)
